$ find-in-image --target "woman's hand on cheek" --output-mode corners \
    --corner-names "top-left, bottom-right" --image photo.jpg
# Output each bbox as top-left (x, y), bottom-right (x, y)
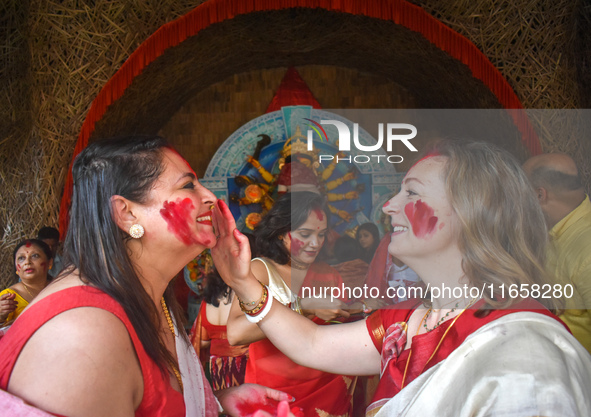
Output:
top-left (210, 200), bottom-right (260, 298)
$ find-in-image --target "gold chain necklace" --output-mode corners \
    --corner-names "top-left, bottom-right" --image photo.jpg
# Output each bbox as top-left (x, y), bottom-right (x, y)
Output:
top-left (22, 282), bottom-right (45, 299)
top-left (160, 297), bottom-right (184, 392)
top-left (21, 282), bottom-right (35, 298)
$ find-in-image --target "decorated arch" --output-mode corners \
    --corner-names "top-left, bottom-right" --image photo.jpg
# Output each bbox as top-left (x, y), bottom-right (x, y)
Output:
top-left (58, 0), bottom-right (541, 233)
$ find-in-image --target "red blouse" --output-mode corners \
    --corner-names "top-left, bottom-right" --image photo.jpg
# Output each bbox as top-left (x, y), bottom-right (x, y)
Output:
top-left (0, 286), bottom-right (185, 417)
top-left (198, 301), bottom-right (249, 358)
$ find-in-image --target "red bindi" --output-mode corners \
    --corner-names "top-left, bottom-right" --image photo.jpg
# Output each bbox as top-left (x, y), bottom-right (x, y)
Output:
top-left (404, 200), bottom-right (438, 238)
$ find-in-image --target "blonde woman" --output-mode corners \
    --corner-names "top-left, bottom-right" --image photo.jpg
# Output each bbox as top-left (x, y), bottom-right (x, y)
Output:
top-left (213, 140), bottom-right (591, 417)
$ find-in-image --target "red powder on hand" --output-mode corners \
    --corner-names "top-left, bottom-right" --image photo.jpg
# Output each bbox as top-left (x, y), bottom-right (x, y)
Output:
top-left (404, 200), bottom-right (438, 238)
top-left (235, 398), bottom-right (276, 417)
top-left (290, 406), bottom-right (304, 417)
top-left (235, 399), bottom-right (303, 417)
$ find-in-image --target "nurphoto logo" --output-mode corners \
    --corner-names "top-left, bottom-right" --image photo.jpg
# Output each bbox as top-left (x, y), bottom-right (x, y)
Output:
top-left (306, 120), bottom-right (418, 164)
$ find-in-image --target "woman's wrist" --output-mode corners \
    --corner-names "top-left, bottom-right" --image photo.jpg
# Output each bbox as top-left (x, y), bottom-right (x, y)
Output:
top-left (233, 274), bottom-right (267, 309)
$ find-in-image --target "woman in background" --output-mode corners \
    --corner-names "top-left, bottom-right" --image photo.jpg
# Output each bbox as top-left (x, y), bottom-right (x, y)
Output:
top-left (190, 270), bottom-right (249, 390)
top-left (227, 192), bottom-right (355, 417)
top-left (0, 239), bottom-right (52, 327)
top-left (356, 223), bottom-right (380, 264)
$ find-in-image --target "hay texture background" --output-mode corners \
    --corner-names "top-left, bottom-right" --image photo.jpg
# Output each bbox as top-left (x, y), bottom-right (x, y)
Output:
top-left (1, 0), bottom-right (589, 289)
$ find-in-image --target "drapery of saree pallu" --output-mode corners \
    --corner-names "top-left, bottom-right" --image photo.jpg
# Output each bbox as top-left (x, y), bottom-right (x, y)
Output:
top-left (365, 298), bottom-right (567, 415)
top-left (245, 338), bottom-right (356, 417)
top-left (246, 259), bottom-right (356, 416)
top-left (209, 353), bottom-right (248, 391)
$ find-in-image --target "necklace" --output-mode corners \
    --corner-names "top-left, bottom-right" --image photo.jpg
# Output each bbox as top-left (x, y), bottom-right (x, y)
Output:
top-left (422, 298), bottom-right (479, 332)
top-left (21, 282), bottom-right (35, 298)
top-left (21, 282), bottom-right (44, 300)
top-left (289, 257), bottom-right (310, 271)
top-left (401, 300), bottom-right (478, 389)
top-left (160, 297), bottom-right (184, 392)
top-left (422, 301), bottom-right (460, 331)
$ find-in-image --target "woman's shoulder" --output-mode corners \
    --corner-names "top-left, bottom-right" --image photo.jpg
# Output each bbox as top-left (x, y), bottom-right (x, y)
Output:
top-left (250, 257), bottom-right (275, 285)
top-left (5, 284), bottom-right (135, 349)
top-left (0, 287), bottom-right (18, 296)
top-left (7, 302), bottom-right (143, 415)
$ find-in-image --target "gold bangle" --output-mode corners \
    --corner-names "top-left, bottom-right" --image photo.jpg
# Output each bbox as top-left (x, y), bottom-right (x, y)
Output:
top-left (244, 286), bottom-right (269, 316)
top-left (238, 280), bottom-right (266, 312)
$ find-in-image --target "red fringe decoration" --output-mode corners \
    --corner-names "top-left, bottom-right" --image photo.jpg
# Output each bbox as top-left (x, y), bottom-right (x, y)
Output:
top-left (59, 0), bottom-right (541, 236)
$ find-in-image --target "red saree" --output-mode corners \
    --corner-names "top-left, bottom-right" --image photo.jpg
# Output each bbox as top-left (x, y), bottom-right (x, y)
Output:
top-left (365, 298), bottom-right (565, 410)
top-left (245, 260), bottom-right (356, 417)
top-left (190, 302), bottom-right (249, 391)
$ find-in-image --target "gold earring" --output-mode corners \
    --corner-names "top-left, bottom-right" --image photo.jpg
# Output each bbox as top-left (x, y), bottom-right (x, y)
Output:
top-left (129, 224), bottom-right (144, 239)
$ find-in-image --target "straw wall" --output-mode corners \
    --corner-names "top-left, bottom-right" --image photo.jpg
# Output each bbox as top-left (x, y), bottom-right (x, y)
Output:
top-left (159, 66), bottom-right (418, 178)
top-left (1, 0), bottom-right (589, 289)
top-left (1, 0), bottom-right (206, 289)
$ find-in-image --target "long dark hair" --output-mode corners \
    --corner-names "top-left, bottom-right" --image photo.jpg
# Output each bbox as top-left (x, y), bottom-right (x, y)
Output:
top-left (254, 192), bottom-right (328, 265)
top-left (202, 270), bottom-right (231, 307)
top-left (62, 135), bottom-right (183, 373)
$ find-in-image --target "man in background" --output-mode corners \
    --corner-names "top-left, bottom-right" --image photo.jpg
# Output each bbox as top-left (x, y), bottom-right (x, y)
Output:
top-left (524, 153), bottom-right (591, 354)
top-left (37, 226), bottom-right (63, 279)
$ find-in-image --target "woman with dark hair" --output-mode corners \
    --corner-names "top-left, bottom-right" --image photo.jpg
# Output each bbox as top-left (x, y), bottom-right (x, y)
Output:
top-left (356, 222), bottom-right (380, 264)
top-left (213, 140), bottom-right (591, 416)
top-left (189, 270), bottom-right (249, 390)
top-left (226, 191), bottom-right (355, 417)
top-left (0, 136), bottom-right (293, 417)
top-left (0, 239), bottom-right (53, 327)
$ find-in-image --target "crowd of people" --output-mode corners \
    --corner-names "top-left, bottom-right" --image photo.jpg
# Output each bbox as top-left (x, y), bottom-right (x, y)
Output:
top-left (0, 135), bottom-right (590, 417)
